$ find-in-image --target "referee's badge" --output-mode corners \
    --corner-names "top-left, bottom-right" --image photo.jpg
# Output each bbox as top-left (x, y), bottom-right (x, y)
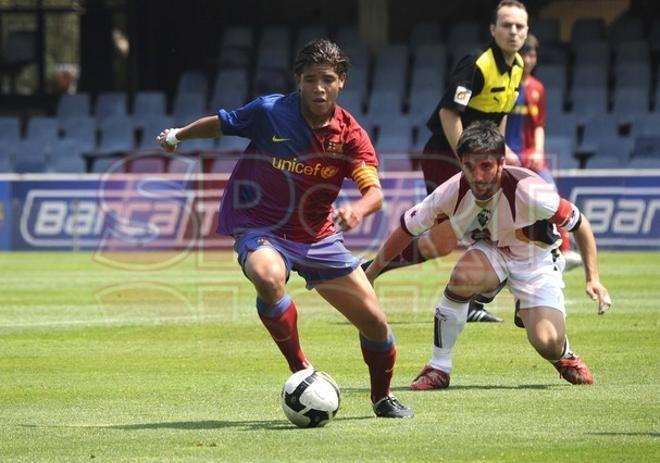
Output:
top-left (454, 86), bottom-right (472, 105)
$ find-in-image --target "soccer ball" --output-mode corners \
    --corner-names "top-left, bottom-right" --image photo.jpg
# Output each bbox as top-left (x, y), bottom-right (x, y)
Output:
top-left (281, 369), bottom-right (341, 428)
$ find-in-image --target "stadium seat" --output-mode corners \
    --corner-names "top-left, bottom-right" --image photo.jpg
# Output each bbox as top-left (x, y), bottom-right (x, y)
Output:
top-left (376, 133), bottom-right (413, 154)
top-left (0, 30), bottom-right (36, 92)
top-left (338, 89), bottom-right (365, 118)
top-left (176, 70), bottom-right (209, 98)
top-left (95, 92), bottom-right (128, 124)
top-left (632, 135), bottom-right (660, 158)
top-left (56, 93), bottom-right (91, 121)
top-left (97, 116), bottom-right (135, 155)
top-left (26, 116), bottom-right (58, 144)
top-left (172, 92), bottom-right (206, 126)
top-left (367, 91), bottom-right (403, 125)
top-left (379, 153), bottom-right (413, 172)
top-left (410, 67), bottom-right (444, 94)
top-left (258, 26), bottom-right (290, 50)
top-left (413, 43), bottom-right (448, 75)
top-left (545, 136), bottom-right (579, 170)
top-left (343, 44), bottom-right (369, 69)
top-left (570, 18), bottom-right (606, 44)
top-left (533, 18), bottom-right (560, 44)
top-left (538, 42), bottom-right (569, 66)
top-left (413, 125), bottom-right (433, 152)
top-left (0, 116), bottom-right (21, 143)
top-left (408, 89), bottom-right (441, 127)
top-left (581, 114), bottom-right (620, 146)
top-left (219, 26), bottom-right (253, 68)
top-left (534, 64), bottom-right (566, 91)
top-left (60, 116), bottom-right (97, 153)
top-left (48, 139), bottom-right (86, 173)
top-left (178, 138), bottom-right (216, 155)
top-left (335, 24), bottom-right (359, 48)
top-left (211, 69), bottom-right (249, 111)
top-left (14, 139), bottom-right (47, 173)
top-left (295, 25), bottom-right (329, 52)
top-left (91, 156), bottom-right (124, 174)
top-left (633, 113), bottom-right (660, 137)
top-left (450, 41), bottom-right (483, 67)
top-left (572, 42), bottom-right (610, 67)
top-left (608, 16), bottom-right (644, 44)
top-left (650, 18), bottom-right (660, 54)
top-left (614, 40), bottom-right (650, 66)
top-left (570, 87), bottom-right (608, 121)
top-left (627, 157), bottom-right (660, 168)
top-left (614, 63), bottom-right (651, 92)
top-left (585, 137), bottom-right (633, 169)
top-left (447, 20), bottom-right (481, 47)
top-left (613, 88), bottom-right (650, 122)
top-left (133, 91), bottom-right (167, 128)
top-left (253, 67), bottom-right (291, 95)
top-left (410, 22), bottom-right (442, 47)
top-left (345, 64), bottom-right (368, 98)
top-left (372, 68), bottom-right (406, 98)
top-left (544, 87), bottom-right (565, 117)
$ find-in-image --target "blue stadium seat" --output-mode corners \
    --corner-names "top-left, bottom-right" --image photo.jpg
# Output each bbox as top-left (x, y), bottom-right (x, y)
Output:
top-left (585, 137), bottom-right (633, 169)
top-left (379, 153), bottom-right (413, 172)
top-left (450, 42), bottom-right (483, 67)
top-left (447, 20), bottom-right (481, 47)
top-left (95, 92), bottom-right (128, 124)
top-left (413, 43), bottom-right (448, 75)
top-left (343, 44), bottom-right (369, 69)
top-left (570, 18), bottom-right (606, 44)
top-left (614, 40), bottom-right (650, 66)
top-left (408, 88), bottom-right (441, 127)
top-left (581, 114), bottom-right (619, 146)
top-left (14, 140), bottom-right (47, 173)
top-left (608, 16), bottom-right (644, 44)
top-left (345, 64), bottom-right (367, 99)
top-left (295, 25), bottom-right (329, 52)
top-left (535, 64), bottom-right (566, 90)
top-left (367, 91), bottom-right (403, 125)
top-left (632, 135), bottom-right (660, 158)
top-left (544, 87), bottom-right (565, 117)
top-left (410, 67), bottom-right (444, 93)
top-left (614, 63), bottom-right (651, 92)
top-left (176, 70), bottom-right (209, 98)
top-left (172, 93), bottom-right (206, 126)
top-left (633, 113), bottom-right (660, 137)
top-left (410, 23), bottom-right (442, 47)
top-left (56, 93), bottom-right (91, 121)
top-left (211, 69), bottom-right (249, 111)
top-left (48, 139), bottom-right (86, 173)
top-left (0, 116), bottom-right (21, 143)
top-left (570, 88), bottom-right (608, 121)
top-left (533, 18), bottom-right (560, 44)
top-left (219, 26), bottom-right (253, 69)
top-left (613, 88), bottom-right (650, 122)
top-left (258, 26), bottom-right (290, 50)
top-left (338, 89), bottom-right (365, 119)
top-left (133, 91), bottom-right (167, 129)
top-left (545, 136), bottom-right (579, 170)
top-left (129, 155), bottom-right (166, 173)
top-left (413, 125), bottom-right (433, 151)
top-left (60, 116), bottom-right (96, 153)
top-left (91, 156), bottom-right (124, 174)
top-left (651, 18), bottom-right (660, 54)
top-left (26, 116), bottom-right (58, 144)
top-left (335, 25), bottom-right (359, 48)
top-left (372, 68), bottom-right (406, 98)
top-left (572, 42), bottom-right (610, 67)
top-left (97, 117), bottom-right (135, 155)
top-left (178, 138), bottom-right (216, 155)
top-left (538, 42), bottom-right (569, 66)
top-left (627, 157), bottom-right (660, 169)
top-left (253, 67), bottom-right (291, 95)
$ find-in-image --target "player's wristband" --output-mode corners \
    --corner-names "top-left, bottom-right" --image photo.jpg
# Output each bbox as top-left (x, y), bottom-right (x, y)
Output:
top-left (165, 128), bottom-right (180, 146)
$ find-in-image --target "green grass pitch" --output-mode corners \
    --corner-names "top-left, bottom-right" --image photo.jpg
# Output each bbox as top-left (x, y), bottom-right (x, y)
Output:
top-left (1, 251), bottom-right (658, 462)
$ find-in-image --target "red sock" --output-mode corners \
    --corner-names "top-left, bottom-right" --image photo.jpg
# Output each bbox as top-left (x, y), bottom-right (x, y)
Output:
top-left (559, 227), bottom-right (571, 253)
top-left (258, 299), bottom-right (309, 372)
top-left (360, 336), bottom-right (396, 403)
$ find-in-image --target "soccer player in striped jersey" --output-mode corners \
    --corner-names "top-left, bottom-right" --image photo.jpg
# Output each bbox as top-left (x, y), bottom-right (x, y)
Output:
top-left (366, 120), bottom-right (611, 390)
top-left (157, 39), bottom-right (412, 418)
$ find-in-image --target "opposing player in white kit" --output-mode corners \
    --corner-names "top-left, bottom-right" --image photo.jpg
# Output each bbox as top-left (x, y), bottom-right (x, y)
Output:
top-left (366, 120), bottom-right (612, 389)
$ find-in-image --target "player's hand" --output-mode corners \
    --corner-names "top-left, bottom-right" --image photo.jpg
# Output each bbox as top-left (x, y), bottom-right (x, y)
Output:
top-left (331, 205), bottom-right (362, 232)
top-left (156, 128), bottom-right (180, 152)
top-left (586, 280), bottom-right (612, 315)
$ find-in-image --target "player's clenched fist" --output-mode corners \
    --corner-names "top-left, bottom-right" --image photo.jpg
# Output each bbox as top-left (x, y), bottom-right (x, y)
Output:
top-left (157, 128), bottom-right (180, 152)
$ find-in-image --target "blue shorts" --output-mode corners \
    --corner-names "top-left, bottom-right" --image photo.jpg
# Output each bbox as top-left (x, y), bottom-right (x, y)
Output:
top-left (234, 232), bottom-right (362, 289)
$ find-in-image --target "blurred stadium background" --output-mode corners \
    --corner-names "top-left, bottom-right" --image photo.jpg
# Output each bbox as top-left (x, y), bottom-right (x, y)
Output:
top-left (0, 0), bottom-right (659, 252)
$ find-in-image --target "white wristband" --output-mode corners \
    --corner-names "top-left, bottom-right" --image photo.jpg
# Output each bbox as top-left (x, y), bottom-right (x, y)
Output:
top-left (165, 128), bottom-right (180, 146)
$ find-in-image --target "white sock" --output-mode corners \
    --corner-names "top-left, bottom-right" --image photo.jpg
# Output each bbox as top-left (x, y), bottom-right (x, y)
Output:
top-left (428, 295), bottom-right (469, 373)
top-left (560, 336), bottom-right (572, 359)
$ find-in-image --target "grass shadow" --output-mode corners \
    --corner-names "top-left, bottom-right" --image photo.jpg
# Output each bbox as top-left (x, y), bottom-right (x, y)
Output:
top-left (341, 384), bottom-right (558, 394)
top-left (587, 432), bottom-right (660, 438)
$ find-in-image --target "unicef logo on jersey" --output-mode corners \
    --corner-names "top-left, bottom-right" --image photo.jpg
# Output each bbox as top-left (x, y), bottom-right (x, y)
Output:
top-left (271, 156), bottom-right (339, 179)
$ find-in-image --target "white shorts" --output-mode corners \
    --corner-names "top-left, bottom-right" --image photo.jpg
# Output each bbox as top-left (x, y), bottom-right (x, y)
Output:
top-left (470, 241), bottom-right (566, 314)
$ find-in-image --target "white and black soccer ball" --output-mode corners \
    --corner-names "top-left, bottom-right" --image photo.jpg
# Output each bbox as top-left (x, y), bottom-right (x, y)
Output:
top-left (281, 369), bottom-right (341, 428)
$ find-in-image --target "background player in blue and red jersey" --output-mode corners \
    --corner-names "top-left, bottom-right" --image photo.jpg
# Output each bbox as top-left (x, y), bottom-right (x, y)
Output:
top-left (157, 39), bottom-right (413, 418)
top-left (505, 34), bottom-right (583, 270)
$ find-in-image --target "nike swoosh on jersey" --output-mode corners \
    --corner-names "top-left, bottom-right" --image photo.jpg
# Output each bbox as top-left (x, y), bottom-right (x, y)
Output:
top-left (272, 135), bottom-right (291, 142)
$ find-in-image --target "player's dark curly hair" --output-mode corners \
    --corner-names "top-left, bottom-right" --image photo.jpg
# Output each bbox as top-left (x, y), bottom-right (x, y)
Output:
top-left (293, 39), bottom-right (349, 76)
top-left (456, 120), bottom-right (505, 159)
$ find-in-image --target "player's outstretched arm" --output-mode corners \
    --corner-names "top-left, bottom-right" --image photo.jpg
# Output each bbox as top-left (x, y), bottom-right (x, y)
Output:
top-left (364, 226), bottom-right (414, 284)
top-left (157, 115), bottom-right (222, 152)
top-left (332, 186), bottom-right (383, 232)
top-left (572, 213), bottom-right (612, 314)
